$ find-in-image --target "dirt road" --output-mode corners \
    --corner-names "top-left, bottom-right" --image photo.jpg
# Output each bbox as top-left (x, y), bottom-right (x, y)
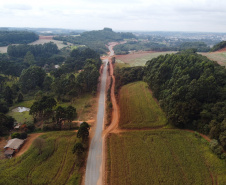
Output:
top-left (14, 133), bottom-right (43, 157)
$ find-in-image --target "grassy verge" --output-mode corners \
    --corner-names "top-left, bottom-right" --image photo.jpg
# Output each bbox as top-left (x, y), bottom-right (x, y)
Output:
top-left (0, 131), bottom-right (85, 185)
top-left (107, 130), bottom-right (226, 185)
top-left (119, 81), bottom-right (167, 128)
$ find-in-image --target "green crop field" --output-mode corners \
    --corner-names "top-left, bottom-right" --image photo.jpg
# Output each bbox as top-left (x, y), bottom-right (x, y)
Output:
top-left (200, 52), bottom-right (226, 67)
top-left (0, 131), bottom-right (84, 185)
top-left (119, 81), bottom-right (167, 128)
top-left (107, 130), bottom-right (226, 185)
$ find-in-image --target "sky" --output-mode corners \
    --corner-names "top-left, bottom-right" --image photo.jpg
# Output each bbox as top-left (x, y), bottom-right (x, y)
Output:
top-left (0, 0), bottom-right (226, 32)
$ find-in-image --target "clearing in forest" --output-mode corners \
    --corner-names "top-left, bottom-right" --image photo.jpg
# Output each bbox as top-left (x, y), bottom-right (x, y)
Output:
top-left (107, 129), bottom-right (226, 185)
top-left (0, 131), bottom-right (84, 185)
top-left (119, 81), bottom-right (167, 129)
top-left (116, 51), bottom-right (176, 66)
top-left (200, 51), bottom-right (226, 67)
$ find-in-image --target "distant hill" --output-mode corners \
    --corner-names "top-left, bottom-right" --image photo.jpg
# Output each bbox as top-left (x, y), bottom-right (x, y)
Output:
top-left (54, 28), bottom-right (136, 54)
top-left (211, 41), bottom-right (226, 52)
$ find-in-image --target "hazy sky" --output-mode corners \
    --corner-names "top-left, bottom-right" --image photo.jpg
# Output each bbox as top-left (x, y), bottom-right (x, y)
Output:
top-left (0, 0), bottom-right (226, 32)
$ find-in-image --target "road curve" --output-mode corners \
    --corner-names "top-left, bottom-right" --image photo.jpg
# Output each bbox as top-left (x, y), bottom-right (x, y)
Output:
top-left (85, 58), bottom-right (108, 185)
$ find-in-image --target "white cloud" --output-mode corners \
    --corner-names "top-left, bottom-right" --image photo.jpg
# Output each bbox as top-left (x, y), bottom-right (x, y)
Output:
top-left (0, 0), bottom-right (226, 32)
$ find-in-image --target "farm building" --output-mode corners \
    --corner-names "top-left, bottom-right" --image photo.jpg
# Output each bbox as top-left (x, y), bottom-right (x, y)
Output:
top-left (4, 138), bottom-right (24, 158)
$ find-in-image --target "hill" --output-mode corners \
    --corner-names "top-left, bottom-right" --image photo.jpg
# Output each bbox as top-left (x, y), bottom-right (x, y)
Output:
top-left (54, 28), bottom-right (136, 54)
top-left (211, 41), bottom-right (226, 52)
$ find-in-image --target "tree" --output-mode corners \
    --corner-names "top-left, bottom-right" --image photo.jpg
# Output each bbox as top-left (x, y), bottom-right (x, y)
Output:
top-left (33, 137), bottom-right (45, 155)
top-left (0, 113), bottom-right (14, 136)
top-left (80, 122), bottom-right (90, 130)
top-left (17, 93), bottom-right (23, 102)
top-left (55, 106), bottom-right (66, 125)
top-left (4, 86), bottom-right (13, 105)
top-left (77, 124), bottom-right (89, 142)
top-left (19, 66), bottom-right (46, 93)
top-left (24, 51), bottom-right (35, 65)
top-left (66, 106), bottom-right (77, 122)
top-left (73, 142), bottom-right (85, 155)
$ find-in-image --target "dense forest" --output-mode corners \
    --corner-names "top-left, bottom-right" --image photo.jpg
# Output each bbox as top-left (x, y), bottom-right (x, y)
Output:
top-left (0, 42), bottom-right (61, 77)
top-left (0, 42), bottom-right (101, 135)
top-left (54, 28), bottom-right (136, 54)
top-left (113, 40), bottom-right (210, 55)
top-left (0, 31), bottom-right (38, 46)
top-left (211, 41), bottom-right (226, 52)
top-left (144, 51), bottom-right (226, 156)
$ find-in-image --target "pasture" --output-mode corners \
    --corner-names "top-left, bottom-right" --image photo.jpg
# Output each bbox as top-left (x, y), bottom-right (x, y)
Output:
top-left (116, 51), bottom-right (176, 66)
top-left (29, 39), bottom-right (73, 50)
top-left (200, 51), bottom-right (226, 67)
top-left (119, 81), bottom-right (167, 129)
top-left (107, 129), bottom-right (226, 185)
top-left (0, 131), bottom-right (84, 185)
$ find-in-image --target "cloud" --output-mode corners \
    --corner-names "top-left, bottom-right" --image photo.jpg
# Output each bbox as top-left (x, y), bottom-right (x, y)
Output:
top-left (4, 3), bottom-right (32, 10)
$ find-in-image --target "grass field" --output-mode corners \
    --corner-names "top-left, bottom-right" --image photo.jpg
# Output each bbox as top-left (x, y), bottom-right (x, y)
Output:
top-left (200, 52), bottom-right (226, 67)
top-left (107, 129), bottom-right (226, 185)
top-left (0, 131), bottom-right (84, 185)
top-left (116, 51), bottom-right (176, 67)
top-left (119, 81), bottom-right (167, 128)
top-left (7, 93), bottom-right (96, 123)
top-left (29, 39), bottom-right (73, 49)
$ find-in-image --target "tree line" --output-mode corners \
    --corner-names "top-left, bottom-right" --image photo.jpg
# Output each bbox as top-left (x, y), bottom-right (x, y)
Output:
top-left (114, 50), bottom-right (226, 157)
top-left (144, 51), bottom-right (226, 156)
top-left (0, 31), bottom-right (38, 46)
top-left (211, 41), bottom-right (226, 52)
top-left (113, 40), bottom-right (210, 55)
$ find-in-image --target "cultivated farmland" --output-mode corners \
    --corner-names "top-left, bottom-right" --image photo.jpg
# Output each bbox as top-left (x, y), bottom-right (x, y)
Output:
top-left (0, 131), bottom-right (84, 185)
top-left (107, 129), bottom-right (226, 185)
top-left (119, 81), bottom-right (167, 129)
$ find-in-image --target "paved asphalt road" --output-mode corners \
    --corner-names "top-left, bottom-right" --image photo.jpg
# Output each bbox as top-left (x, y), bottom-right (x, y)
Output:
top-left (85, 58), bottom-right (108, 185)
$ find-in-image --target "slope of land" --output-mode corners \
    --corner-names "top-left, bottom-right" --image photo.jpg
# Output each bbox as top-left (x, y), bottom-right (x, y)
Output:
top-left (119, 81), bottom-right (167, 129)
top-left (116, 51), bottom-right (176, 66)
top-left (200, 50), bottom-right (226, 67)
top-left (107, 130), bottom-right (226, 185)
top-left (0, 131), bottom-right (84, 185)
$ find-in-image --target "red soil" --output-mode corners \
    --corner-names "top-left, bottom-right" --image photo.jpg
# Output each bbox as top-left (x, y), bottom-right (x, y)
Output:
top-left (39, 36), bottom-right (53, 40)
top-left (216, 47), bottom-right (226, 53)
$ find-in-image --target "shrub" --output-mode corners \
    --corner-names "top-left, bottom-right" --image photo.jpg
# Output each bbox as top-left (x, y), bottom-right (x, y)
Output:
top-left (11, 132), bottom-right (21, 139)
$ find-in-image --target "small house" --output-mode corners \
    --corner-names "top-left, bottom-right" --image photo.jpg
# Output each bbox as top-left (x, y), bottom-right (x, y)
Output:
top-left (4, 138), bottom-right (24, 158)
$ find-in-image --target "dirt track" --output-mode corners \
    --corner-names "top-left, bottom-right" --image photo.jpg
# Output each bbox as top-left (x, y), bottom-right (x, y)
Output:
top-left (14, 133), bottom-right (43, 157)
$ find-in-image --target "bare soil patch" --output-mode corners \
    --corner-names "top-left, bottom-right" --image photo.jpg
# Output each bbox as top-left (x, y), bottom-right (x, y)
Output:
top-left (39, 35), bottom-right (53, 40)
top-left (216, 47), bottom-right (226, 53)
top-left (14, 133), bottom-right (43, 157)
